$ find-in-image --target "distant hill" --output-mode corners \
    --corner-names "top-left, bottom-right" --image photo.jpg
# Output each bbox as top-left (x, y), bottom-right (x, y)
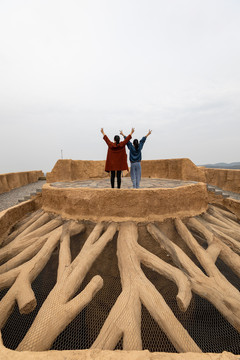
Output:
top-left (199, 162), bottom-right (240, 169)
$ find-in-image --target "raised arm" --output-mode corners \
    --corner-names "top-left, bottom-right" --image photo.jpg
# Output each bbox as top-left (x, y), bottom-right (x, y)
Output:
top-left (120, 128), bottom-right (135, 138)
top-left (120, 130), bottom-right (126, 138)
top-left (120, 128), bottom-right (135, 149)
top-left (138, 130), bottom-right (151, 151)
top-left (101, 128), bottom-right (113, 146)
top-left (145, 129), bottom-right (152, 138)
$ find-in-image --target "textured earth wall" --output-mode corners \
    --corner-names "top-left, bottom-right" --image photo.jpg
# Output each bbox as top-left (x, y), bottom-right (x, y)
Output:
top-left (141, 159), bottom-right (206, 182)
top-left (46, 159), bottom-right (206, 183)
top-left (46, 160), bottom-right (108, 182)
top-left (0, 171), bottom-right (44, 195)
top-left (42, 183), bottom-right (208, 222)
top-left (0, 197), bottom-right (42, 246)
top-left (204, 168), bottom-right (240, 193)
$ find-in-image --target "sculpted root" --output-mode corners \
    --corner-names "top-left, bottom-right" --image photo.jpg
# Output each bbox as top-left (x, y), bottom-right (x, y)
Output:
top-left (17, 221), bottom-right (118, 351)
top-left (147, 217), bottom-right (240, 333)
top-left (92, 222), bottom-right (201, 352)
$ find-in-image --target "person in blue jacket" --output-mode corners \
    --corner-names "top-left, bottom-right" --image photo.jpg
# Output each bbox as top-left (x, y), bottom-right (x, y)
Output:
top-left (120, 129), bottom-right (152, 188)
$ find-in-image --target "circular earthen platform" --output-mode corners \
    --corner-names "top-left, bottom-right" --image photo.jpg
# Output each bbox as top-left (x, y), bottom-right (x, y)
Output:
top-left (41, 178), bottom-right (209, 222)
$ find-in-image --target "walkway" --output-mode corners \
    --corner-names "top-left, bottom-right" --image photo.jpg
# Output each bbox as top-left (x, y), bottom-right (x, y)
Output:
top-left (207, 184), bottom-right (240, 201)
top-left (0, 180), bottom-right (46, 212)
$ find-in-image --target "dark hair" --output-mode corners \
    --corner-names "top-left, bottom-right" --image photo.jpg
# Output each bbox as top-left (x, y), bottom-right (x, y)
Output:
top-left (114, 135), bottom-right (120, 145)
top-left (133, 139), bottom-right (139, 150)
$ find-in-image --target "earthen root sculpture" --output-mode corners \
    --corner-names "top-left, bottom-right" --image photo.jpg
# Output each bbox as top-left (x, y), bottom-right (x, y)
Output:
top-left (0, 204), bottom-right (239, 352)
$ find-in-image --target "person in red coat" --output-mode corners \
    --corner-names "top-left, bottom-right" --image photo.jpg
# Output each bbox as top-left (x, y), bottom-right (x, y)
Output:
top-left (101, 127), bottom-right (135, 188)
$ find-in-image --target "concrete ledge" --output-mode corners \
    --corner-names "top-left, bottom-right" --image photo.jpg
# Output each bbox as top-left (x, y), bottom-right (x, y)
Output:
top-left (0, 171), bottom-right (44, 194)
top-left (42, 183), bottom-right (208, 222)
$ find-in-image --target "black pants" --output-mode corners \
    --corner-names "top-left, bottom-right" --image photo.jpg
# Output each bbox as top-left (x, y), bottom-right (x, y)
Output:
top-left (111, 171), bottom-right (122, 188)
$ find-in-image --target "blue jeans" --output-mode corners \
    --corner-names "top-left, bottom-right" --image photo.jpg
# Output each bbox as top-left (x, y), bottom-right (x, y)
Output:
top-left (130, 162), bottom-right (141, 188)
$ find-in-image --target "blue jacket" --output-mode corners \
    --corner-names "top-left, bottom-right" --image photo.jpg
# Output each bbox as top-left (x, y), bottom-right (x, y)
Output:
top-left (124, 136), bottom-right (146, 162)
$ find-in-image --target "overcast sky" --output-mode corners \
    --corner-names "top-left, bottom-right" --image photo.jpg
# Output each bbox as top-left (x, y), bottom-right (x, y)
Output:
top-left (1, 0), bottom-right (240, 174)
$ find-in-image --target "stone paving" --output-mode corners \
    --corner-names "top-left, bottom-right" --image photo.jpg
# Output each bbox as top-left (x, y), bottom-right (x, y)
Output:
top-left (50, 178), bottom-right (197, 189)
top-left (206, 184), bottom-right (240, 201)
top-left (0, 180), bottom-right (46, 212)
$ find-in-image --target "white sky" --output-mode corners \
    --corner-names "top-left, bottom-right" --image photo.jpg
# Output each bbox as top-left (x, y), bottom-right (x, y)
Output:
top-left (0, 0), bottom-right (240, 173)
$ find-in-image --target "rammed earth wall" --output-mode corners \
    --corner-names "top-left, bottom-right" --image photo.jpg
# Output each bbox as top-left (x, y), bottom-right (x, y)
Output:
top-left (141, 159), bottom-right (206, 182)
top-left (204, 168), bottom-right (240, 193)
top-left (0, 196), bottom-right (42, 245)
top-left (0, 171), bottom-right (44, 195)
top-left (46, 159), bottom-right (205, 183)
top-left (46, 160), bottom-right (108, 182)
top-left (42, 182), bottom-right (208, 222)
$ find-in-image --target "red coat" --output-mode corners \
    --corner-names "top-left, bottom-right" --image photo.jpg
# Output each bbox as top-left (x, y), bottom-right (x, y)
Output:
top-left (103, 134), bottom-right (132, 172)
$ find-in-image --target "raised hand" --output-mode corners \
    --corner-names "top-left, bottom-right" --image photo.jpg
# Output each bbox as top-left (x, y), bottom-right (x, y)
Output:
top-left (147, 129), bottom-right (152, 137)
